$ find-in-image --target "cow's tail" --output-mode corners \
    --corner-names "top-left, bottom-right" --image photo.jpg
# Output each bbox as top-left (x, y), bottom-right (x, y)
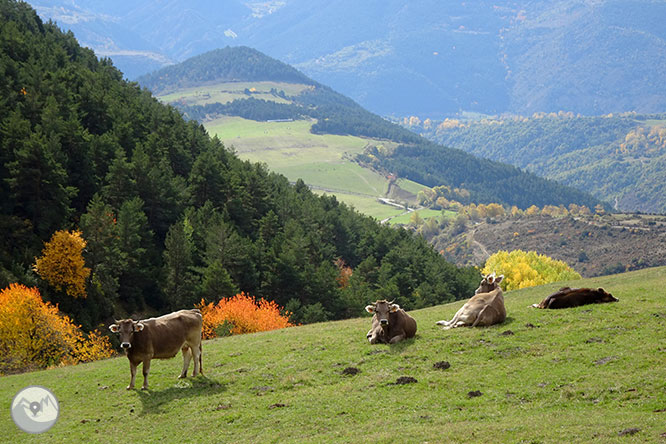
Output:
top-left (198, 340), bottom-right (203, 375)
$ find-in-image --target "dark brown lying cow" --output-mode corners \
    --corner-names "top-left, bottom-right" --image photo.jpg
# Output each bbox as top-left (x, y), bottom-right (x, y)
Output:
top-left (365, 300), bottom-right (417, 344)
top-left (109, 309), bottom-right (203, 390)
top-left (532, 287), bottom-right (618, 309)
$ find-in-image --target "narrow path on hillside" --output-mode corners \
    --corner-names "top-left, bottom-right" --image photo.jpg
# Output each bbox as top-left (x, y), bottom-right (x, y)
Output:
top-left (467, 228), bottom-right (491, 264)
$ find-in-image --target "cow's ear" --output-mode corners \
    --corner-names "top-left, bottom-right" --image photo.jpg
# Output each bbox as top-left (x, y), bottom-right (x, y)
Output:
top-left (134, 322), bottom-right (145, 332)
top-left (365, 305), bottom-right (375, 313)
top-left (598, 287), bottom-right (604, 292)
top-left (109, 324), bottom-right (119, 333)
top-left (495, 275), bottom-right (504, 284)
top-left (389, 304), bottom-right (400, 313)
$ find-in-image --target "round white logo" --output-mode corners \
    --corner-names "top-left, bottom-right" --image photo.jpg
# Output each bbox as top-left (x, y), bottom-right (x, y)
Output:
top-left (11, 386), bottom-right (59, 434)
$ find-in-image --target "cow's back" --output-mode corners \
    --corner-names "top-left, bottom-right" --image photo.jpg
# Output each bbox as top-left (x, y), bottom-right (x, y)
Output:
top-left (137, 309), bottom-right (202, 359)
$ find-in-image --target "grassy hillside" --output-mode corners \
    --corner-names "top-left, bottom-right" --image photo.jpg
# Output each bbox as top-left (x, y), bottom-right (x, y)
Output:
top-left (201, 115), bottom-right (412, 220)
top-left (2, 267), bottom-right (665, 442)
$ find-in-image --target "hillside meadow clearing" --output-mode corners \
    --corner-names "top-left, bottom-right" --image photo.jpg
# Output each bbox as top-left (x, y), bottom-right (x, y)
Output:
top-left (1, 267), bottom-right (665, 443)
top-left (203, 115), bottom-right (423, 221)
top-left (158, 81), bottom-right (312, 107)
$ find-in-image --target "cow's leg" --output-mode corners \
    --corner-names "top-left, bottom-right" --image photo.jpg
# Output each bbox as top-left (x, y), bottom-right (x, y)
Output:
top-left (127, 361), bottom-right (137, 390)
top-left (446, 320), bottom-right (467, 329)
top-left (141, 359), bottom-right (151, 390)
top-left (191, 343), bottom-right (201, 377)
top-left (180, 345), bottom-right (192, 379)
top-left (389, 333), bottom-right (406, 344)
top-left (437, 307), bottom-right (463, 328)
top-left (366, 329), bottom-right (374, 342)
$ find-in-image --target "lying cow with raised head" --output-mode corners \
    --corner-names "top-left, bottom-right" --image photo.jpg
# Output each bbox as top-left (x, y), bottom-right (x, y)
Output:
top-left (532, 287), bottom-right (618, 309)
top-left (365, 300), bottom-right (417, 344)
top-left (109, 309), bottom-right (203, 390)
top-left (436, 272), bottom-right (506, 329)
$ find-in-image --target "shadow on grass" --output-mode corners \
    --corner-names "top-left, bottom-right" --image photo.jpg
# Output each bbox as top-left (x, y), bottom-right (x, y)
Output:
top-left (136, 375), bottom-right (227, 415)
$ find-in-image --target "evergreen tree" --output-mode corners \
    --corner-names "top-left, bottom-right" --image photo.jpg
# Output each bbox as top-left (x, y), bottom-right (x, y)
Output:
top-left (162, 220), bottom-right (198, 309)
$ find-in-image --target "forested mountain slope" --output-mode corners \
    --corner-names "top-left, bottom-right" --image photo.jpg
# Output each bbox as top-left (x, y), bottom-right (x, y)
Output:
top-left (29, 0), bottom-right (666, 117)
top-left (410, 113), bottom-right (666, 213)
top-left (0, 0), bottom-right (479, 329)
top-left (140, 47), bottom-right (606, 211)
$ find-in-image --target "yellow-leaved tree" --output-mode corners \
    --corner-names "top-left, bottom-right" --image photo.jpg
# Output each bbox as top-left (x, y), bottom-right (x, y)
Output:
top-left (482, 250), bottom-right (581, 291)
top-left (0, 284), bottom-right (113, 374)
top-left (34, 230), bottom-right (90, 298)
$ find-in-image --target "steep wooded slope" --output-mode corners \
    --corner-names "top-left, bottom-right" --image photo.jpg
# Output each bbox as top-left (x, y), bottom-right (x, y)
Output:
top-left (412, 113), bottom-right (666, 213)
top-left (0, 0), bottom-right (478, 329)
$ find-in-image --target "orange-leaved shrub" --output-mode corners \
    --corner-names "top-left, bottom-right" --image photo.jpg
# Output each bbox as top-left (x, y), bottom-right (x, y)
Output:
top-left (197, 293), bottom-right (294, 339)
top-left (33, 230), bottom-right (90, 298)
top-left (0, 283), bottom-right (113, 374)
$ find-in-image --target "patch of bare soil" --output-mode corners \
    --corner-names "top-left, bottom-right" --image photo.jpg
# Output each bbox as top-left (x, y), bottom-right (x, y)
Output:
top-left (442, 214), bottom-right (666, 277)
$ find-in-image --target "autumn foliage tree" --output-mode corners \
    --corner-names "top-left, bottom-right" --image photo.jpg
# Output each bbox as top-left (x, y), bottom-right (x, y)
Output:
top-left (482, 250), bottom-right (581, 291)
top-left (0, 284), bottom-right (113, 374)
top-left (197, 293), bottom-right (293, 339)
top-left (33, 230), bottom-right (90, 298)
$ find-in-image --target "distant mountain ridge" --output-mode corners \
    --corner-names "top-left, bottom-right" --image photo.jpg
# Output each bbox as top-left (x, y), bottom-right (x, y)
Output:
top-left (28, 0), bottom-right (666, 117)
top-left (141, 46), bottom-right (606, 211)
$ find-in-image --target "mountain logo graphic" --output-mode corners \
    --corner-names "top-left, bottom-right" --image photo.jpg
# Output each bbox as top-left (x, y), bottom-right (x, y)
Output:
top-left (11, 386), bottom-right (59, 434)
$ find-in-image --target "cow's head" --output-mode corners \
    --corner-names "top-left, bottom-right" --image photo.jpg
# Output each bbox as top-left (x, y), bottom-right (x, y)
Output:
top-left (365, 300), bottom-right (400, 328)
top-left (109, 319), bottom-right (145, 349)
top-left (595, 288), bottom-right (618, 303)
top-left (475, 272), bottom-right (504, 294)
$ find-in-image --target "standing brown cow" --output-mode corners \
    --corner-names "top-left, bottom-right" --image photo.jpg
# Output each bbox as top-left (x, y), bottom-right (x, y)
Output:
top-left (109, 309), bottom-right (203, 390)
top-left (436, 273), bottom-right (506, 329)
top-left (532, 287), bottom-right (618, 309)
top-left (365, 300), bottom-right (417, 344)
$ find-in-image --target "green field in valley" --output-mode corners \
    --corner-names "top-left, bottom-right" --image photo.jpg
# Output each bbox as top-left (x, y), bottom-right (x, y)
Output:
top-left (2, 267), bottom-right (665, 442)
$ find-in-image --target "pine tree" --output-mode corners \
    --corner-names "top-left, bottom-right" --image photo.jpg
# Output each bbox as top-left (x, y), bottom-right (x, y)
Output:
top-left (163, 220), bottom-right (198, 309)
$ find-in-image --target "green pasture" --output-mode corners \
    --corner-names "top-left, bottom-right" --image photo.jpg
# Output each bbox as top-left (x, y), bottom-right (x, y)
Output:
top-left (310, 190), bottom-right (405, 222)
top-left (157, 81), bottom-right (311, 106)
top-left (388, 208), bottom-right (455, 226)
top-left (205, 116), bottom-right (409, 219)
top-left (2, 267), bottom-right (665, 442)
top-left (394, 178), bottom-right (427, 195)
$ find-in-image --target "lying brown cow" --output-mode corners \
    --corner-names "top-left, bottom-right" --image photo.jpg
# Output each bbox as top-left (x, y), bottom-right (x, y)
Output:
top-left (436, 273), bottom-right (506, 329)
top-left (532, 287), bottom-right (618, 309)
top-left (365, 300), bottom-right (417, 344)
top-left (109, 309), bottom-right (203, 390)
